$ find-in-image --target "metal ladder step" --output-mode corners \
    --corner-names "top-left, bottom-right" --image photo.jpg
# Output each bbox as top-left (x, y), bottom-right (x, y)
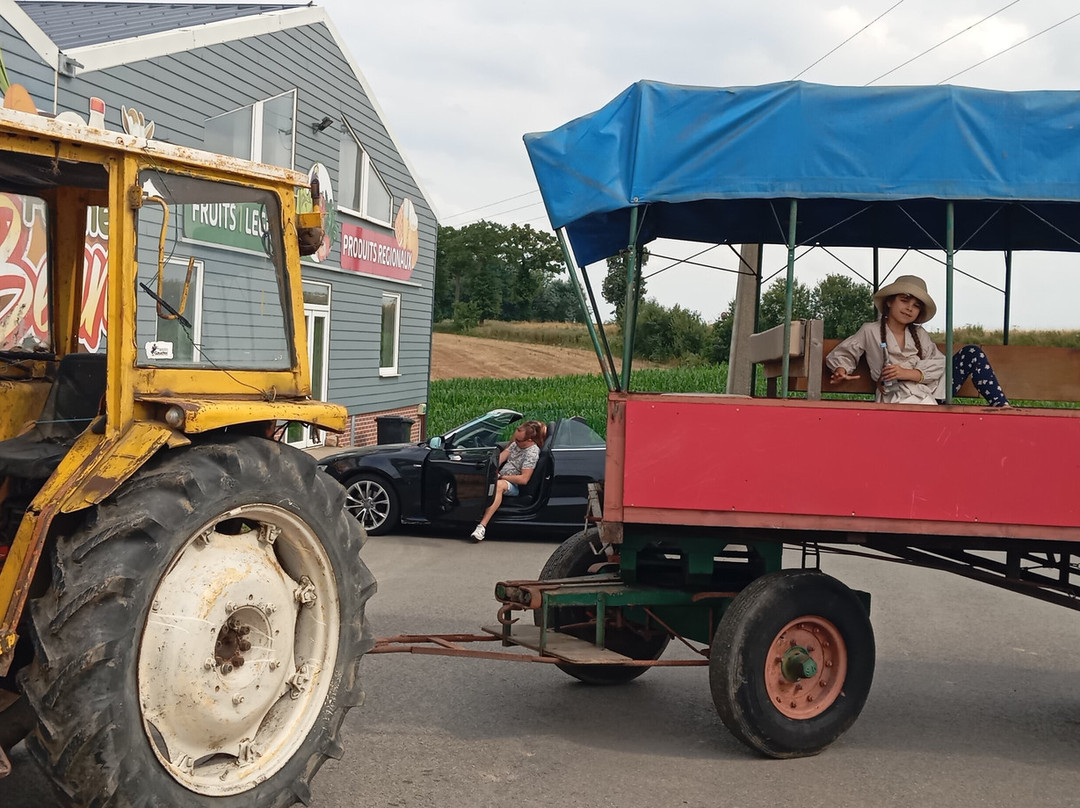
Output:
top-left (481, 624), bottom-right (632, 664)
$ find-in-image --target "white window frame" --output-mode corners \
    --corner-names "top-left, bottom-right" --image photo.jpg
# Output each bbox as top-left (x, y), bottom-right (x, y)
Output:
top-left (287, 281), bottom-right (332, 448)
top-left (339, 118), bottom-right (393, 227)
top-left (379, 292), bottom-right (400, 377)
top-left (204, 89), bottom-right (297, 168)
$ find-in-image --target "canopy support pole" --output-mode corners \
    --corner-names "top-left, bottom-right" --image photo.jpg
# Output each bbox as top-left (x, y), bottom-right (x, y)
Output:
top-left (873, 247), bottom-right (880, 291)
top-left (726, 243), bottom-right (763, 395)
top-left (582, 264), bottom-right (619, 387)
top-left (555, 228), bottom-right (617, 391)
top-left (781, 200), bottom-right (798, 398)
top-left (945, 202), bottom-right (955, 403)
top-left (1003, 250), bottom-right (1013, 346)
top-left (621, 207), bottom-right (642, 392)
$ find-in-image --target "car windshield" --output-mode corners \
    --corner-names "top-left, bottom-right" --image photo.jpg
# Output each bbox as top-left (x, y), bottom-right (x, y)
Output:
top-left (550, 418), bottom-right (604, 449)
top-left (443, 409), bottom-right (522, 449)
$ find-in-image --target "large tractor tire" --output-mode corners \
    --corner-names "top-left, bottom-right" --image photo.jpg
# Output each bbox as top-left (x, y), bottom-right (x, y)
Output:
top-left (535, 527), bottom-right (670, 685)
top-left (710, 569), bottom-right (874, 758)
top-left (20, 435), bottom-right (375, 807)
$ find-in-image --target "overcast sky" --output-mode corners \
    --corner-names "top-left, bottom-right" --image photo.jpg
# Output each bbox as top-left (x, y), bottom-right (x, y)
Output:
top-left (317, 1), bottom-right (1080, 329)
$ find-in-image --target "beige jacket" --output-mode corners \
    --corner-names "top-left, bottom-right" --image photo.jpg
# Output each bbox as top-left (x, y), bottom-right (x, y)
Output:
top-left (826, 321), bottom-right (946, 405)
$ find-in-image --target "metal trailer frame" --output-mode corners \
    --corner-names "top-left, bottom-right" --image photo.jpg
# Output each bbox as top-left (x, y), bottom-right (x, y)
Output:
top-left (380, 82), bottom-right (1080, 760)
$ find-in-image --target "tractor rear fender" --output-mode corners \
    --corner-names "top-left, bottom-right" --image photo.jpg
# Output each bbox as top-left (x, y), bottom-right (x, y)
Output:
top-left (0, 421), bottom-right (184, 676)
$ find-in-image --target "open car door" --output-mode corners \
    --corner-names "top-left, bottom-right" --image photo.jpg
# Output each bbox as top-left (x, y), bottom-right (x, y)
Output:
top-left (421, 409), bottom-right (522, 523)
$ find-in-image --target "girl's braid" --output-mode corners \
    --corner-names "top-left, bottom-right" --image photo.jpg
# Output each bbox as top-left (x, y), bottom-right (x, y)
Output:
top-left (908, 323), bottom-right (923, 358)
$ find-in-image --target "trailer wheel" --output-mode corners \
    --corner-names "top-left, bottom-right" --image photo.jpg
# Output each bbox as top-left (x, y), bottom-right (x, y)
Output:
top-left (535, 527), bottom-right (669, 685)
top-left (20, 435), bottom-right (375, 807)
top-left (709, 569), bottom-right (874, 758)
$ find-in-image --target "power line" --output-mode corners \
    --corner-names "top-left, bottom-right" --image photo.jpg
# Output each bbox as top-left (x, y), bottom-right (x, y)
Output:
top-left (938, 9), bottom-right (1080, 84)
top-left (866, 0), bottom-right (1021, 85)
top-left (440, 189), bottom-right (540, 221)
top-left (454, 200), bottom-right (547, 227)
top-left (792, 0), bottom-right (907, 80)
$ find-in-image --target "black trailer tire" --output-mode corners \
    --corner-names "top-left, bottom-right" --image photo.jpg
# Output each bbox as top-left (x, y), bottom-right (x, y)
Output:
top-left (710, 569), bottom-right (874, 758)
top-left (535, 527), bottom-right (669, 685)
top-left (342, 471), bottom-right (400, 535)
top-left (20, 435), bottom-right (375, 807)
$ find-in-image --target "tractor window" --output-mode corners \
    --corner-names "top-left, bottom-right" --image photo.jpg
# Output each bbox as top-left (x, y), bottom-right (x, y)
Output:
top-left (0, 192), bottom-right (51, 354)
top-left (134, 171), bottom-right (293, 369)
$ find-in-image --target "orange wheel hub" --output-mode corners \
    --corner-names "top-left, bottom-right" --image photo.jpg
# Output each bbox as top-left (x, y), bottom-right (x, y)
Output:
top-left (763, 615), bottom-right (847, 719)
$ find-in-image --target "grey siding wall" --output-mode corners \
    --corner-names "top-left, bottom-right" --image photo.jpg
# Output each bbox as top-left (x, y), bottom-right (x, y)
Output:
top-left (0, 16), bottom-right (56, 111)
top-left (49, 19), bottom-right (434, 417)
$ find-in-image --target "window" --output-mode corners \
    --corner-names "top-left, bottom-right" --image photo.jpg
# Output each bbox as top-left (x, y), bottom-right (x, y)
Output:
top-left (339, 121), bottom-right (393, 225)
top-left (549, 418), bottom-right (605, 449)
top-left (0, 193), bottom-right (51, 353)
top-left (135, 171), bottom-right (292, 370)
top-left (286, 281), bottom-right (331, 448)
top-left (204, 90), bottom-right (296, 169)
top-left (379, 293), bottom-right (400, 376)
top-left (155, 258), bottom-right (203, 363)
top-left (80, 206), bottom-right (109, 353)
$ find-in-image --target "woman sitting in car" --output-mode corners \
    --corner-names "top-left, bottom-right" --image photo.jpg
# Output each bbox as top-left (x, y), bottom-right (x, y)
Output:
top-left (469, 420), bottom-right (544, 542)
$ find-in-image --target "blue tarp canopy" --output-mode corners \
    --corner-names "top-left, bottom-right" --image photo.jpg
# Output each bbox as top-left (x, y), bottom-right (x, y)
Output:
top-left (524, 81), bottom-right (1080, 267)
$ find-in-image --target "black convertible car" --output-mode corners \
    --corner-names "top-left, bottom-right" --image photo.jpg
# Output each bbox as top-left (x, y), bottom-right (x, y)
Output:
top-left (317, 409), bottom-right (606, 536)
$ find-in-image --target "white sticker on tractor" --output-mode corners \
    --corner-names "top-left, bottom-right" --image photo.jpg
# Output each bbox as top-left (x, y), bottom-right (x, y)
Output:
top-left (145, 341), bottom-right (174, 360)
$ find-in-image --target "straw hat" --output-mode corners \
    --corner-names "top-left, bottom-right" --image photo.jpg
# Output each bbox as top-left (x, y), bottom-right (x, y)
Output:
top-left (873, 275), bottom-right (936, 324)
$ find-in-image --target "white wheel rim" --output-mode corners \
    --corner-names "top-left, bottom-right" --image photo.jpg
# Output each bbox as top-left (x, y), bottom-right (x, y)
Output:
top-left (137, 504), bottom-right (340, 796)
top-left (345, 479), bottom-right (389, 531)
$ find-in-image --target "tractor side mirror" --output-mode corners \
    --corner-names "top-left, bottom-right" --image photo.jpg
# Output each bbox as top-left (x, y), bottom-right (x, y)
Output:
top-left (297, 175), bottom-right (325, 257)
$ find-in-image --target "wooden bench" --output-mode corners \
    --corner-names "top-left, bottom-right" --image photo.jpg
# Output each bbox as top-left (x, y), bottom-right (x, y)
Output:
top-left (756, 329), bottom-right (1080, 404)
top-left (747, 319), bottom-right (824, 400)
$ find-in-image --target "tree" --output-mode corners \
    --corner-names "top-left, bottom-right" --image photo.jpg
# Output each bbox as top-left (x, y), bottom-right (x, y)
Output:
top-left (812, 273), bottom-right (875, 338)
top-left (502, 224), bottom-right (565, 320)
top-left (634, 299), bottom-right (708, 362)
top-left (712, 273), bottom-right (874, 365)
top-left (708, 299), bottom-right (736, 364)
top-left (434, 221), bottom-right (568, 323)
top-left (434, 221), bottom-right (507, 321)
top-left (601, 247), bottom-right (650, 324)
top-left (758, 276), bottom-right (814, 330)
top-left (533, 278), bottom-right (585, 323)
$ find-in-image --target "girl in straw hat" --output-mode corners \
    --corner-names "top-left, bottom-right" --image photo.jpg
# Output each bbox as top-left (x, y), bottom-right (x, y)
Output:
top-left (826, 275), bottom-right (1008, 407)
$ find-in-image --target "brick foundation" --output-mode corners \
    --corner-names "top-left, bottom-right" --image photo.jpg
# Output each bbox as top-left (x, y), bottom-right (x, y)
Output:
top-left (324, 405), bottom-right (425, 448)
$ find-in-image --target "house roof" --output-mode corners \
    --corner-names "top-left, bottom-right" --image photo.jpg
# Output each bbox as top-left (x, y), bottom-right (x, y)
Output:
top-left (16, 2), bottom-right (299, 49)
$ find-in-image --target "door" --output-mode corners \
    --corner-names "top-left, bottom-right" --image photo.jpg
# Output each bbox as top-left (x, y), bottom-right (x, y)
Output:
top-left (286, 282), bottom-right (330, 448)
top-left (420, 409), bottom-right (522, 524)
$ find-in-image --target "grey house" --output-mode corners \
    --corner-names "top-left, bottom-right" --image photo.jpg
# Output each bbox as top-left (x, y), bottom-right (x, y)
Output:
top-left (0, 0), bottom-right (435, 447)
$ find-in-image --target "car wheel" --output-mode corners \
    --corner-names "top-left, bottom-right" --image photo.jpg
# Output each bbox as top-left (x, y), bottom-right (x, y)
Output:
top-left (344, 473), bottom-right (400, 535)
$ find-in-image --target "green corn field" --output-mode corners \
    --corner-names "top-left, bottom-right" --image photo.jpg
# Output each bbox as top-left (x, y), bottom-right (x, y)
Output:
top-left (428, 364), bottom-right (730, 438)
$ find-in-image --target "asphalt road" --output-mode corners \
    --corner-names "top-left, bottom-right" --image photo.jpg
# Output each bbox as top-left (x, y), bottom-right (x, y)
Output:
top-left (6, 531), bottom-right (1079, 807)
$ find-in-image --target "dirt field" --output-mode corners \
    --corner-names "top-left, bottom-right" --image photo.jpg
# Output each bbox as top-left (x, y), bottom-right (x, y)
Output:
top-left (430, 332), bottom-right (609, 380)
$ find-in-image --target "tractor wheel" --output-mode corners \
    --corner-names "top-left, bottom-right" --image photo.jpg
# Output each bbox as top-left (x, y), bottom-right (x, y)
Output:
top-left (710, 569), bottom-right (874, 758)
top-left (20, 435), bottom-right (375, 807)
top-left (535, 527), bottom-right (669, 685)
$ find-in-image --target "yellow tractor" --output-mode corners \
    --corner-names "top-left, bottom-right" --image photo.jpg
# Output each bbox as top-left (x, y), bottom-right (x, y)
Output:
top-left (0, 102), bottom-right (373, 805)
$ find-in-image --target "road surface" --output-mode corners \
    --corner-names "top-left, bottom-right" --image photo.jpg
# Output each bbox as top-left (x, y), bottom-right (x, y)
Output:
top-left (6, 531), bottom-right (1079, 807)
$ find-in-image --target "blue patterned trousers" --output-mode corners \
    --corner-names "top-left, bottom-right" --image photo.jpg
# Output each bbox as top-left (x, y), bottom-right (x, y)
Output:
top-left (952, 344), bottom-right (1009, 406)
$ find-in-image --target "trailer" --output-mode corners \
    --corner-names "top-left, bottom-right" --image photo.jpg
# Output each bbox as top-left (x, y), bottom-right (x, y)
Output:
top-left (382, 81), bottom-right (1080, 758)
